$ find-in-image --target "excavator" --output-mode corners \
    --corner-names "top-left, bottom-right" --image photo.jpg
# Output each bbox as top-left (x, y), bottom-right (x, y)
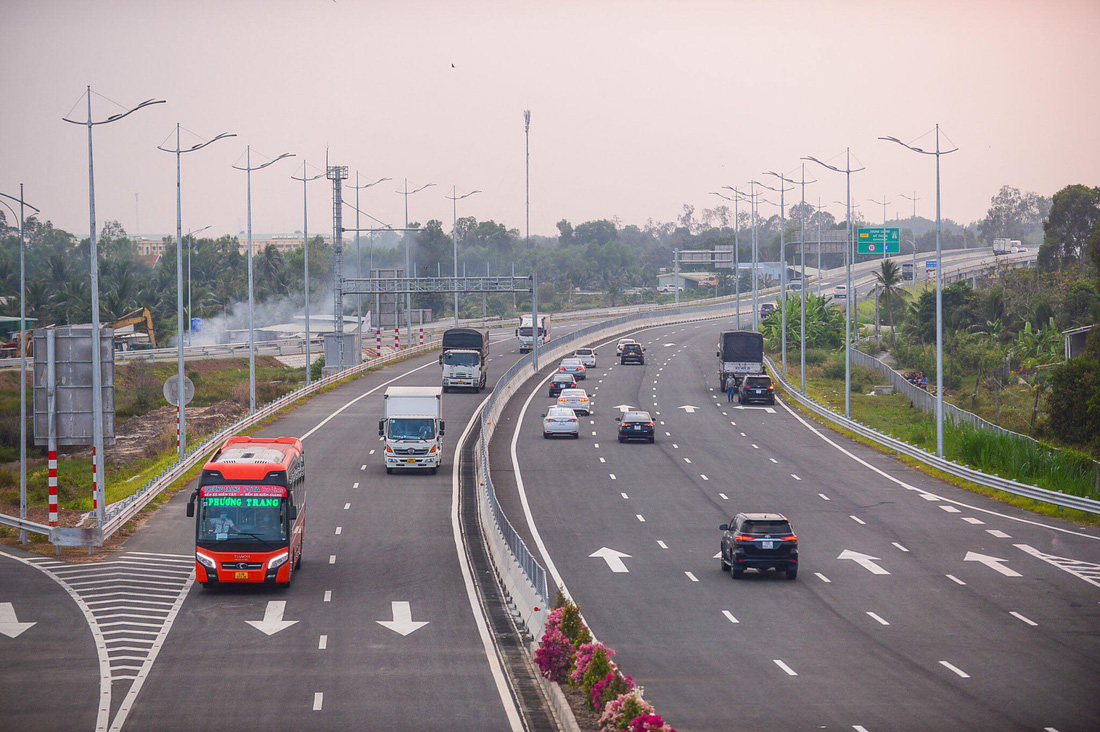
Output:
top-left (109, 307), bottom-right (158, 350)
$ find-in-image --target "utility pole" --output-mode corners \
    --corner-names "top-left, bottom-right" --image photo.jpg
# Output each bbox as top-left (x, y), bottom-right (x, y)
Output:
top-left (869, 195), bottom-right (892, 342)
top-left (761, 173), bottom-right (797, 374)
top-left (900, 191), bottom-right (921, 280)
top-left (446, 186), bottom-right (482, 326)
top-left (397, 180), bottom-right (435, 342)
top-left (326, 164), bottom-right (349, 371)
top-left (291, 162), bottom-right (325, 384)
top-left (62, 87), bottom-right (164, 527)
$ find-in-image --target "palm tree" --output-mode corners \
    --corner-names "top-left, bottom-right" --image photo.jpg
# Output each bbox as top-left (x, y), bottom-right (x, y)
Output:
top-left (872, 259), bottom-right (906, 347)
top-left (969, 318), bottom-right (1005, 405)
top-left (1010, 317), bottom-right (1062, 430)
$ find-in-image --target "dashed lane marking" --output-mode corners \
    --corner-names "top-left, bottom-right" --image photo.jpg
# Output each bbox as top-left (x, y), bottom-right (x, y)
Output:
top-left (657, 540), bottom-right (668, 549)
top-left (751, 444), bottom-right (759, 449)
top-left (961, 517), bottom-right (984, 524)
top-left (1010, 611), bottom-right (1037, 626)
top-left (324, 591), bottom-right (332, 602)
top-left (939, 661), bottom-right (970, 679)
top-left (313, 692), bottom-right (324, 711)
top-left (719, 493), bottom-right (729, 500)
top-left (769, 458), bottom-right (778, 464)
top-left (987, 530), bottom-right (1011, 538)
top-left (773, 659), bottom-right (798, 676)
top-left (700, 474), bottom-right (709, 481)
top-left (867, 612), bottom-right (890, 626)
top-left (636, 514), bottom-right (646, 523)
top-left (343, 503), bottom-right (350, 510)
top-left (723, 610), bottom-right (739, 624)
top-left (335, 527), bottom-right (342, 535)
top-left (328, 555), bottom-right (336, 565)
top-left (946, 574), bottom-right (966, 585)
top-left (683, 458), bottom-right (692, 464)
top-left (815, 573), bottom-right (831, 583)
top-left (791, 474), bottom-right (801, 481)
top-left (621, 492), bottom-right (629, 499)
top-left (940, 505), bottom-right (961, 513)
top-left (819, 493), bottom-right (830, 500)
top-left (319, 634), bottom-right (328, 649)
top-left (740, 432), bottom-right (747, 437)
top-left (685, 572), bottom-right (699, 582)
top-left (892, 542), bottom-right (909, 552)
top-left (850, 515), bottom-right (866, 525)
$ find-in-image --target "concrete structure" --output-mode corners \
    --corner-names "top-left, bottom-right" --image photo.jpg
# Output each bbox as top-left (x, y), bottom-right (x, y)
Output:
top-left (1063, 324), bottom-right (1095, 361)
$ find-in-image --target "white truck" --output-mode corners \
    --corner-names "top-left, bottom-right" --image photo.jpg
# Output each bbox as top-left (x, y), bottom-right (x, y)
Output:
top-left (440, 328), bottom-right (489, 392)
top-left (517, 314), bottom-right (551, 353)
top-left (378, 386), bottom-right (445, 475)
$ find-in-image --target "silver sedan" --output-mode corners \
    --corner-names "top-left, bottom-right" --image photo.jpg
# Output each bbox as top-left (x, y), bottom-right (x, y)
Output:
top-left (542, 406), bottom-right (580, 438)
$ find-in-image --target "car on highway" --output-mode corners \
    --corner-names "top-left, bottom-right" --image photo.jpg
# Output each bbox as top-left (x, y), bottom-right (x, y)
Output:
top-left (615, 338), bottom-right (638, 355)
top-left (833, 284), bottom-right (848, 300)
top-left (559, 357), bottom-right (587, 380)
top-left (739, 374), bottom-right (775, 404)
top-left (720, 512), bottom-right (798, 579)
top-left (557, 387), bottom-right (592, 415)
top-left (759, 302), bottom-right (777, 319)
top-left (573, 347), bottom-right (597, 368)
top-left (549, 372), bottom-right (577, 397)
top-left (620, 342), bottom-right (645, 365)
top-left (616, 410), bottom-right (655, 443)
top-left (542, 406), bottom-right (580, 439)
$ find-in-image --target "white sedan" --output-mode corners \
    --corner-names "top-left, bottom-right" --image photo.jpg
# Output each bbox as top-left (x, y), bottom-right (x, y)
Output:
top-left (573, 347), bottom-right (597, 368)
top-left (559, 357), bottom-right (587, 380)
top-left (833, 284), bottom-right (848, 300)
top-left (542, 407), bottom-right (580, 438)
top-left (557, 388), bottom-right (592, 416)
top-left (615, 338), bottom-right (638, 355)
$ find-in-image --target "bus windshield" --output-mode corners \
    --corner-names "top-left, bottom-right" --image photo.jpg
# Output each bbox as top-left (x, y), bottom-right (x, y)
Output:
top-left (387, 417), bottom-right (436, 441)
top-left (198, 492), bottom-right (287, 544)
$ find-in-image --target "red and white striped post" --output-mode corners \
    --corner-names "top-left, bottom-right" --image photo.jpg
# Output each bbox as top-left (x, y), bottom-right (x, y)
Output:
top-left (419, 326), bottom-right (424, 347)
top-left (176, 406), bottom-right (181, 452)
top-left (376, 328), bottom-right (381, 353)
top-left (91, 446), bottom-right (98, 513)
top-left (48, 450), bottom-right (58, 526)
top-left (394, 327), bottom-right (400, 350)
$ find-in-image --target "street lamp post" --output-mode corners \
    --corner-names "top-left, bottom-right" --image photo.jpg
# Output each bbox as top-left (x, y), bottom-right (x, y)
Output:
top-left (291, 163), bottom-right (325, 385)
top-left (900, 191), bottom-right (921, 279)
top-left (762, 173), bottom-right (798, 374)
top-left (880, 126), bottom-right (958, 457)
top-left (0, 188), bottom-right (40, 544)
top-left (62, 87), bottom-right (164, 526)
top-left (835, 199), bottom-right (863, 344)
top-left (805, 149), bottom-right (865, 419)
top-left (232, 147), bottom-right (294, 413)
top-left (869, 195), bottom-right (892, 341)
top-left (397, 180), bottom-right (435, 342)
top-left (186, 225), bottom-right (212, 345)
top-left (445, 187), bottom-right (481, 326)
top-left (816, 197), bottom-right (824, 296)
top-left (346, 173), bottom-right (391, 343)
top-left (715, 188), bottom-right (749, 330)
top-left (159, 125), bottom-right (234, 458)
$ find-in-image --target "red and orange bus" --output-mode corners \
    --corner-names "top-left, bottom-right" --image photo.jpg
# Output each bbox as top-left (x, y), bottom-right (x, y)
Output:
top-left (186, 436), bottom-right (306, 588)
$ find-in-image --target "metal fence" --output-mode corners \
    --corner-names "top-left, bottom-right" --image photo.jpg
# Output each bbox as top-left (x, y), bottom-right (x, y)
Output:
top-left (765, 356), bottom-right (1100, 514)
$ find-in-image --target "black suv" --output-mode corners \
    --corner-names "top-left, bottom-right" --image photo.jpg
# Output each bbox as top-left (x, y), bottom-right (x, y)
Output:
top-left (720, 512), bottom-right (798, 579)
top-left (739, 374), bottom-right (775, 405)
top-left (549, 372), bottom-right (577, 397)
top-left (616, 411), bottom-right (655, 443)
top-left (620, 343), bottom-right (645, 365)
top-left (759, 302), bottom-right (777, 320)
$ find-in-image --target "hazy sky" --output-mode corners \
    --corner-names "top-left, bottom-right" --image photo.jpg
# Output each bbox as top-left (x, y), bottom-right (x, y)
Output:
top-left (1, 0), bottom-right (1098, 240)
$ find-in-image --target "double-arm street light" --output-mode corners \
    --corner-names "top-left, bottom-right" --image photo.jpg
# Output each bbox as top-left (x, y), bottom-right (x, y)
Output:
top-left (0, 187), bottom-right (40, 543)
top-left (291, 162), bottom-right (325, 385)
top-left (397, 180), bottom-right (435, 341)
top-left (805, 149), bottom-right (865, 419)
top-left (232, 147), bottom-right (295, 414)
top-left (63, 86), bottom-right (165, 525)
top-left (880, 126), bottom-right (958, 458)
top-left (346, 173), bottom-right (392, 338)
top-left (761, 173), bottom-right (797, 374)
top-left (777, 166), bottom-right (817, 394)
top-left (186, 224), bottom-right (212, 345)
top-left (159, 125), bottom-right (235, 457)
top-left (714, 187), bottom-right (749, 330)
top-left (446, 187), bottom-right (481, 325)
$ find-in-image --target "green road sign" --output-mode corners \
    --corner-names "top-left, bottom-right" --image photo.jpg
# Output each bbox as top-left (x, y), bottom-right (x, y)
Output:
top-left (857, 227), bottom-right (900, 254)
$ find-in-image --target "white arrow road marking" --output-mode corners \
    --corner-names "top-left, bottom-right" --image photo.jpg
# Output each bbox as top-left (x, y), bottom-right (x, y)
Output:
top-left (377, 601), bottom-right (430, 636)
top-left (590, 547), bottom-right (631, 573)
top-left (246, 600), bottom-right (299, 636)
top-left (837, 550), bottom-right (890, 575)
top-left (964, 552), bottom-right (1021, 577)
top-left (678, 405), bottom-right (700, 413)
top-left (613, 404), bottom-right (635, 413)
top-left (0, 602), bottom-right (36, 638)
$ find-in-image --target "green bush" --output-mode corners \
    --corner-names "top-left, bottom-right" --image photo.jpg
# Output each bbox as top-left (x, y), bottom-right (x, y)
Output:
top-left (804, 348), bottom-right (830, 366)
top-left (823, 358), bottom-right (846, 381)
top-left (1044, 357), bottom-right (1100, 452)
top-left (582, 648), bottom-right (613, 708)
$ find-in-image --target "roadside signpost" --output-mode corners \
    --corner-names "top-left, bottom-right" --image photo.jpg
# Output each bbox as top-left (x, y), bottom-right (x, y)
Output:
top-left (857, 227), bottom-right (900, 254)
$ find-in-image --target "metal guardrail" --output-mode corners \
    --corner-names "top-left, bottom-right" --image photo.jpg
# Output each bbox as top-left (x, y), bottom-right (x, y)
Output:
top-left (765, 356), bottom-right (1100, 514)
top-left (0, 340), bottom-right (442, 547)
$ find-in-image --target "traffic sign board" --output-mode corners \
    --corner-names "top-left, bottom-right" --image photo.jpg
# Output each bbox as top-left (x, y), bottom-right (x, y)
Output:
top-left (925, 260), bottom-right (938, 268)
top-left (857, 228), bottom-right (900, 254)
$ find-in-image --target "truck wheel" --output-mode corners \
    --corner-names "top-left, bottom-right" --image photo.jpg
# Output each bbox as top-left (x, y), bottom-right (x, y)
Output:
top-left (430, 467), bottom-right (438, 475)
top-left (386, 467), bottom-right (393, 475)
top-left (442, 386), bottom-right (449, 394)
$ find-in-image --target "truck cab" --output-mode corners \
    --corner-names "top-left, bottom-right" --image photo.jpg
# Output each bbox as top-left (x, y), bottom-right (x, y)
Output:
top-left (379, 386), bottom-right (445, 475)
top-left (518, 315), bottom-right (550, 353)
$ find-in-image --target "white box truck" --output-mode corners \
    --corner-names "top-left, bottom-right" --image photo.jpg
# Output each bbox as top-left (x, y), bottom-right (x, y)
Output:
top-left (378, 386), bottom-right (445, 475)
top-left (517, 314), bottom-right (551, 353)
top-left (440, 328), bottom-right (489, 392)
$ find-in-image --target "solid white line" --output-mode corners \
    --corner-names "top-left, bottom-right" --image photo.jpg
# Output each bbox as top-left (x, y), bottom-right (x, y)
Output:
top-left (939, 661), bottom-right (970, 679)
top-left (456, 393), bottom-right (525, 732)
top-left (791, 473), bottom-right (801, 480)
top-left (892, 542), bottom-right (909, 552)
top-left (774, 396), bottom-right (1100, 541)
top-left (657, 540), bottom-right (668, 549)
top-left (313, 692), bottom-right (324, 710)
top-left (1010, 611), bottom-right (1037, 626)
top-left (773, 659), bottom-right (798, 676)
top-left (867, 611), bottom-right (890, 626)
top-left (723, 610), bottom-right (739, 624)
top-left (343, 502), bottom-right (350, 510)
top-left (299, 360), bottom-right (436, 441)
top-left (328, 555), bottom-right (336, 565)
top-left (819, 493), bottom-right (830, 501)
top-left (815, 572), bottom-right (831, 583)
top-left (324, 590), bottom-right (331, 602)
top-left (946, 574), bottom-right (966, 585)
top-left (987, 529), bottom-right (1011, 538)
top-left (335, 527), bottom-right (342, 535)
top-left (318, 634), bottom-right (328, 649)
top-left (685, 572), bottom-right (699, 582)
top-left (636, 514), bottom-right (646, 522)
top-left (850, 515), bottom-right (866, 525)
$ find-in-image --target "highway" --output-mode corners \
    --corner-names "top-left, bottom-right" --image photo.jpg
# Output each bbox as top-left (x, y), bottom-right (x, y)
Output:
top-left (0, 247), bottom-right (1052, 731)
top-left (491, 311), bottom-right (1100, 730)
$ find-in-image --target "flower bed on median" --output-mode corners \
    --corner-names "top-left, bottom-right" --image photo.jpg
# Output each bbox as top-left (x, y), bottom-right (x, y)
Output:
top-left (534, 595), bottom-right (675, 732)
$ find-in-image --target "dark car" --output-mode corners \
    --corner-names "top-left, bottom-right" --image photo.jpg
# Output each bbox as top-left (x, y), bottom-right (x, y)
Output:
top-left (549, 372), bottom-right (577, 397)
top-left (759, 302), bottom-right (777, 320)
top-left (720, 512), bottom-right (798, 579)
top-left (616, 410), bottom-right (655, 443)
top-left (739, 374), bottom-right (775, 405)
top-left (620, 343), bottom-right (645, 365)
